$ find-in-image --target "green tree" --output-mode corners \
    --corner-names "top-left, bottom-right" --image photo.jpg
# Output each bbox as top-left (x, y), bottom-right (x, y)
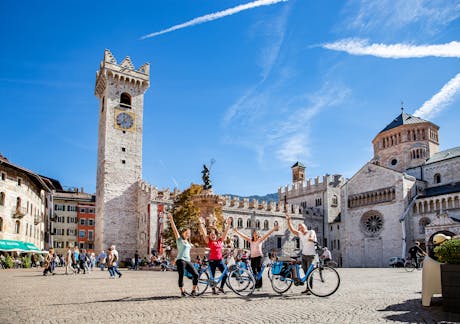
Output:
top-left (163, 184), bottom-right (225, 248)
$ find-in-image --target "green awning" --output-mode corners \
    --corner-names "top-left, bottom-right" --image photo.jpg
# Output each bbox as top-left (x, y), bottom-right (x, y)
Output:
top-left (0, 239), bottom-right (46, 253)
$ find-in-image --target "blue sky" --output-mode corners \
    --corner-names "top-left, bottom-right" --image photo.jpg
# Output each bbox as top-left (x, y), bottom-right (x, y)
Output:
top-left (1, 0), bottom-right (460, 196)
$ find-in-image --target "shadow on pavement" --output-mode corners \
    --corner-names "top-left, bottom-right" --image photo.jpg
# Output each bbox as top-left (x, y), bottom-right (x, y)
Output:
top-left (378, 297), bottom-right (460, 322)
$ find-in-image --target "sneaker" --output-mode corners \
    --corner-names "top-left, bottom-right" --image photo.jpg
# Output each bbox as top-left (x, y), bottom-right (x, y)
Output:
top-left (294, 279), bottom-right (304, 286)
top-left (118, 273), bottom-right (122, 278)
top-left (181, 291), bottom-right (187, 297)
top-left (212, 288), bottom-right (218, 295)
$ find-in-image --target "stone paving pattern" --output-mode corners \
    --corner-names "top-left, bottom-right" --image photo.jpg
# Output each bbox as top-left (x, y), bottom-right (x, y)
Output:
top-left (0, 267), bottom-right (459, 324)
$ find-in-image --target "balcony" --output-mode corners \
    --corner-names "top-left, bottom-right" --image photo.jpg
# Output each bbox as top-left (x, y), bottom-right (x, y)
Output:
top-left (12, 207), bottom-right (27, 218)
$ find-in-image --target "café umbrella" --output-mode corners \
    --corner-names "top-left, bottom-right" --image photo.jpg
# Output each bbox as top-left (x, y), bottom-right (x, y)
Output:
top-left (0, 239), bottom-right (47, 253)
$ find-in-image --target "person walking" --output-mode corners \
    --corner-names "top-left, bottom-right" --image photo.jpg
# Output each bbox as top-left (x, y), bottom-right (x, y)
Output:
top-left (110, 245), bottom-right (122, 278)
top-left (65, 246), bottom-right (74, 275)
top-left (134, 251), bottom-right (139, 270)
top-left (199, 218), bottom-right (231, 294)
top-left (43, 248), bottom-right (55, 276)
top-left (97, 250), bottom-right (107, 271)
top-left (106, 248), bottom-right (116, 279)
top-left (233, 223), bottom-right (279, 288)
top-left (285, 212), bottom-right (317, 294)
top-left (167, 213), bottom-right (198, 297)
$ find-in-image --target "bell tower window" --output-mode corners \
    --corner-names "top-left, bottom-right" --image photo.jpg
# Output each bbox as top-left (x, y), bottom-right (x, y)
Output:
top-left (434, 173), bottom-right (441, 184)
top-left (120, 92), bottom-right (131, 109)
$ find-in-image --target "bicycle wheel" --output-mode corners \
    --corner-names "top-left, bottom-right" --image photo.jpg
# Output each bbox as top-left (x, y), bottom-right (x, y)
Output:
top-left (267, 267), bottom-right (273, 281)
top-left (227, 268), bottom-right (255, 296)
top-left (307, 266), bottom-right (340, 297)
top-left (270, 272), bottom-right (293, 294)
top-left (184, 270), bottom-right (209, 296)
top-left (404, 261), bottom-right (415, 272)
top-left (326, 260), bottom-right (338, 268)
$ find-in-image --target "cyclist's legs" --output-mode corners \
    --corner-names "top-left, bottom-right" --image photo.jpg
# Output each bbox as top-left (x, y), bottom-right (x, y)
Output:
top-left (183, 260), bottom-right (199, 286)
top-left (209, 260), bottom-right (227, 288)
top-left (250, 256), bottom-right (263, 288)
top-left (216, 260), bottom-right (227, 288)
top-left (176, 259), bottom-right (186, 288)
top-left (302, 255), bottom-right (314, 287)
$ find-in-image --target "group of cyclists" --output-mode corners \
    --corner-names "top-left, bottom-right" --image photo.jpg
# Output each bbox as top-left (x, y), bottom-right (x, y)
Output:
top-left (167, 211), bottom-right (336, 297)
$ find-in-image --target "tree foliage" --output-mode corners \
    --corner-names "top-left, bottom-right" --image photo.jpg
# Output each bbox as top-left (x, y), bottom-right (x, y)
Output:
top-left (163, 184), bottom-right (225, 248)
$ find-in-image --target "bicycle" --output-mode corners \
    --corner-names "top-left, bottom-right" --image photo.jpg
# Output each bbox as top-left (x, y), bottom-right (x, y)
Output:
top-left (270, 244), bottom-right (341, 297)
top-left (404, 256), bottom-right (424, 272)
top-left (184, 259), bottom-right (255, 296)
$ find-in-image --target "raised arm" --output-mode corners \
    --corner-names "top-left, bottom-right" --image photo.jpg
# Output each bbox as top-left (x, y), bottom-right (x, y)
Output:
top-left (198, 219), bottom-right (209, 244)
top-left (233, 227), bottom-right (251, 242)
top-left (221, 218), bottom-right (232, 242)
top-left (285, 213), bottom-right (299, 237)
top-left (167, 213), bottom-right (179, 240)
top-left (260, 223), bottom-right (279, 242)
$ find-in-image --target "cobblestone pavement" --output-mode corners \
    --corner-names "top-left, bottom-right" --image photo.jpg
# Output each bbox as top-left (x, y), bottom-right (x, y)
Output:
top-left (0, 267), bottom-right (459, 324)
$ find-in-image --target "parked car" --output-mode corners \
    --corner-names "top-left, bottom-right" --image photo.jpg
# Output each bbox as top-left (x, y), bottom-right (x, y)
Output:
top-left (389, 257), bottom-right (405, 267)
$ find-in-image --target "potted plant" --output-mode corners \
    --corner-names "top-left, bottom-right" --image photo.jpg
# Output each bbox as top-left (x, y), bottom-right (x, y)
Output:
top-left (434, 239), bottom-right (460, 313)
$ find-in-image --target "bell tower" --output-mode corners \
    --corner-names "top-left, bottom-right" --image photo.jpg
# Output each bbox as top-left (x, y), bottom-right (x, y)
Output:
top-left (94, 49), bottom-right (150, 259)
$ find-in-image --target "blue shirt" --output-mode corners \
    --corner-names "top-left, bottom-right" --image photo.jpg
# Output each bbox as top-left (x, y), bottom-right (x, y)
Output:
top-left (176, 237), bottom-right (191, 262)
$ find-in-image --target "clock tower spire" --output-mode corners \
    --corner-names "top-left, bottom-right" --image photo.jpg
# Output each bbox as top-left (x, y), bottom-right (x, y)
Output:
top-left (94, 49), bottom-right (150, 258)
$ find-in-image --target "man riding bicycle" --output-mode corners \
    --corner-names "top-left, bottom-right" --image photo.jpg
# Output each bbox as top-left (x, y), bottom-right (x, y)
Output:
top-left (407, 241), bottom-right (426, 268)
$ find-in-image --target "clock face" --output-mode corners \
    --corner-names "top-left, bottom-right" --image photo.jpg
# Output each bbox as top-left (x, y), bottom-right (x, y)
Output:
top-left (116, 112), bottom-right (134, 129)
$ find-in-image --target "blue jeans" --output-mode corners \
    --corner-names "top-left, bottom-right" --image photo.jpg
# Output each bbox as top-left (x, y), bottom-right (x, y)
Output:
top-left (209, 259), bottom-right (227, 289)
top-left (108, 266), bottom-right (115, 277)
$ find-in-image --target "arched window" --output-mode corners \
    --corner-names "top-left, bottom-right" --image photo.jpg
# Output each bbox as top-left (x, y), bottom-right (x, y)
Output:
top-left (228, 217), bottom-right (233, 228)
top-left (244, 240), bottom-right (250, 249)
top-left (246, 219), bottom-right (252, 228)
top-left (274, 220), bottom-right (279, 227)
top-left (0, 192), bottom-right (5, 206)
top-left (255, 220), bottom-right (260, 229)
top-left (233, 235), bottom-right (239, 248)
top-left (15, 221), bottom-right (20, 234)
top-left (434, 173), bottom-right (441, 184)
top-left (120, 92), bottom-right (131, 108)
top-left (0, 217), bottom-right (3, 231)
top-left (419, 217), bottom-right (431, 234)
top-left (332, 195), bottom-right (338, 206)
top-left (16, 197), bottom-right (21, 208)
top-left (237, 218), bottom-right (243, 228)
top-left (263, 220), bottom-right (269, 230)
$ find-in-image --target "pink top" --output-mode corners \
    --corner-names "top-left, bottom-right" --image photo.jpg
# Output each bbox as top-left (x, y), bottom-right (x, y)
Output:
top-left (250, 239), bottom-right (265, 258)
top-left (208, 239), bottom-right (223, 260)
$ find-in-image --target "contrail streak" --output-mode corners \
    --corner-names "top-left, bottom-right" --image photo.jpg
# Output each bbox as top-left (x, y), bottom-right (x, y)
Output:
top-left (140, 0), bottom-right (288, 39)
top-left (414, 73), bottom-right (460, 119)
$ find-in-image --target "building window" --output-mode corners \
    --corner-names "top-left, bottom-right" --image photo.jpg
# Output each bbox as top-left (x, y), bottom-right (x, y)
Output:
top-left (0, 192), bottom-right (5, 206)
top-left (79, 242), bottom-right (84, 249)
top-left (1, 172), bottom-right (5, 181)
top-left (237, 218), bottom-right (243, 228)
top-left (88, 219), bottom-right (94, 226)
top-left (122, 147), bottom-right (126, 152)
top-left (88, 231), bottom-right (94, 240)
top-left (419, 217), bottom-right (431, 234)
top-left (79, 218), bottom-right (86, 225)
top-left (360, 211), bottom-right (384, 236)
top-left (120, 92), bottom-right (132, 108)
top-left (17, 178), bottom-right (22, 186)
top-left (315, 198), bottom-right (322, 206)
top-left (255, 220), bottom-right (260, 230)
top-left (122, 160), bottom-right (126, 164)
top-left (15, 221), bottom-right (20, 234)
top-left (0, 217), bottom-right (3, 231)
top-left (434, 173), bottom-right (441, 184)
top-left (263, 220), bottom-right (269, 230)
top-left (79, 230), bottom-right (86, 238)
top-left (295, 237), bottom-right (300, 249)
top-left (233, 235), bottom-right (239, 248)
top-left (390, 159), bottom-right (398, 166)
top-left (228, 217), bottom-right (233, 228)
top-left (246, 219), bottom-right (251, 228)
top-left (332, 195), bottom-right (338, 206)
top-left (277, 237), bottom-right (282, 249)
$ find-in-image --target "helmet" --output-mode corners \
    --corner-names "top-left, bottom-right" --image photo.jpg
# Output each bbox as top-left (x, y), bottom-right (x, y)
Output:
top-left (433, 233), bottom-right (451, 245)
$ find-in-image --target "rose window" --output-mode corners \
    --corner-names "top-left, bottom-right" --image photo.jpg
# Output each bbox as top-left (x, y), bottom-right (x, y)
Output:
top-left (361, 212), bottom-right (383, 235)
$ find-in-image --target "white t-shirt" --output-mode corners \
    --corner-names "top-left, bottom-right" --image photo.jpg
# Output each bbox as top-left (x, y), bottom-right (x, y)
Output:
top-left (299, 230), bottom-right (317, 256)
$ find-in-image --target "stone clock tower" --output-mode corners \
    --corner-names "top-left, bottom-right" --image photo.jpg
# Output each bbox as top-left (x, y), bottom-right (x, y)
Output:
top-left (94, 49), bottom-right (150, 259)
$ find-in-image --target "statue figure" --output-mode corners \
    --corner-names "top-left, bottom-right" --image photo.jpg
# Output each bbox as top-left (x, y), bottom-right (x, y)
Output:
top-left (202, 164), bottom-right (212, 190)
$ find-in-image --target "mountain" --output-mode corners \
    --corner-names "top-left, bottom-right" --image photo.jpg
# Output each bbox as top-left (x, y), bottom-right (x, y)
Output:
top-left (223, 192), bottom-right (278, 203)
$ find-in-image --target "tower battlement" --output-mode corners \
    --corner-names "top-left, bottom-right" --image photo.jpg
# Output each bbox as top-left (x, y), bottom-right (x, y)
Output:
top-left (95, 49), bottom-right (150, 98)
top-left (278, 174), bottom-right (343, 197)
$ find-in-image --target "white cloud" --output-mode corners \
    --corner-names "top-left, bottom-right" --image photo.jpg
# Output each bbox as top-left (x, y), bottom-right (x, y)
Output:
top-left (140, 0), bottom-right (288, 39)
top-left (323, 39), bottom-right (460, 58)
top-left (343, 0), bottom-right (460, 33)
top-left (276, 134), bottom-right (310, 163)
top-left (413, 73), bottom-right (460, 119)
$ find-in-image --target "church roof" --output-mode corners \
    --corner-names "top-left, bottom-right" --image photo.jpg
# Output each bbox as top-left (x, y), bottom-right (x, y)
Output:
top-left (425, 146), bottom-right (460, 164)
top-left (291, 161), bottom-right (305, 168)
top-left (420, 182), bottom-right (460, 198)
top-left (379, 112), bottom-right (433, 134)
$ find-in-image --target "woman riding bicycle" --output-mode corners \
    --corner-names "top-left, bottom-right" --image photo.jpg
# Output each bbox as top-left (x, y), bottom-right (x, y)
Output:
top-left (233, 223), bottom-right (279, 288)
top-left (199, 218), bottom-right (232, 294)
